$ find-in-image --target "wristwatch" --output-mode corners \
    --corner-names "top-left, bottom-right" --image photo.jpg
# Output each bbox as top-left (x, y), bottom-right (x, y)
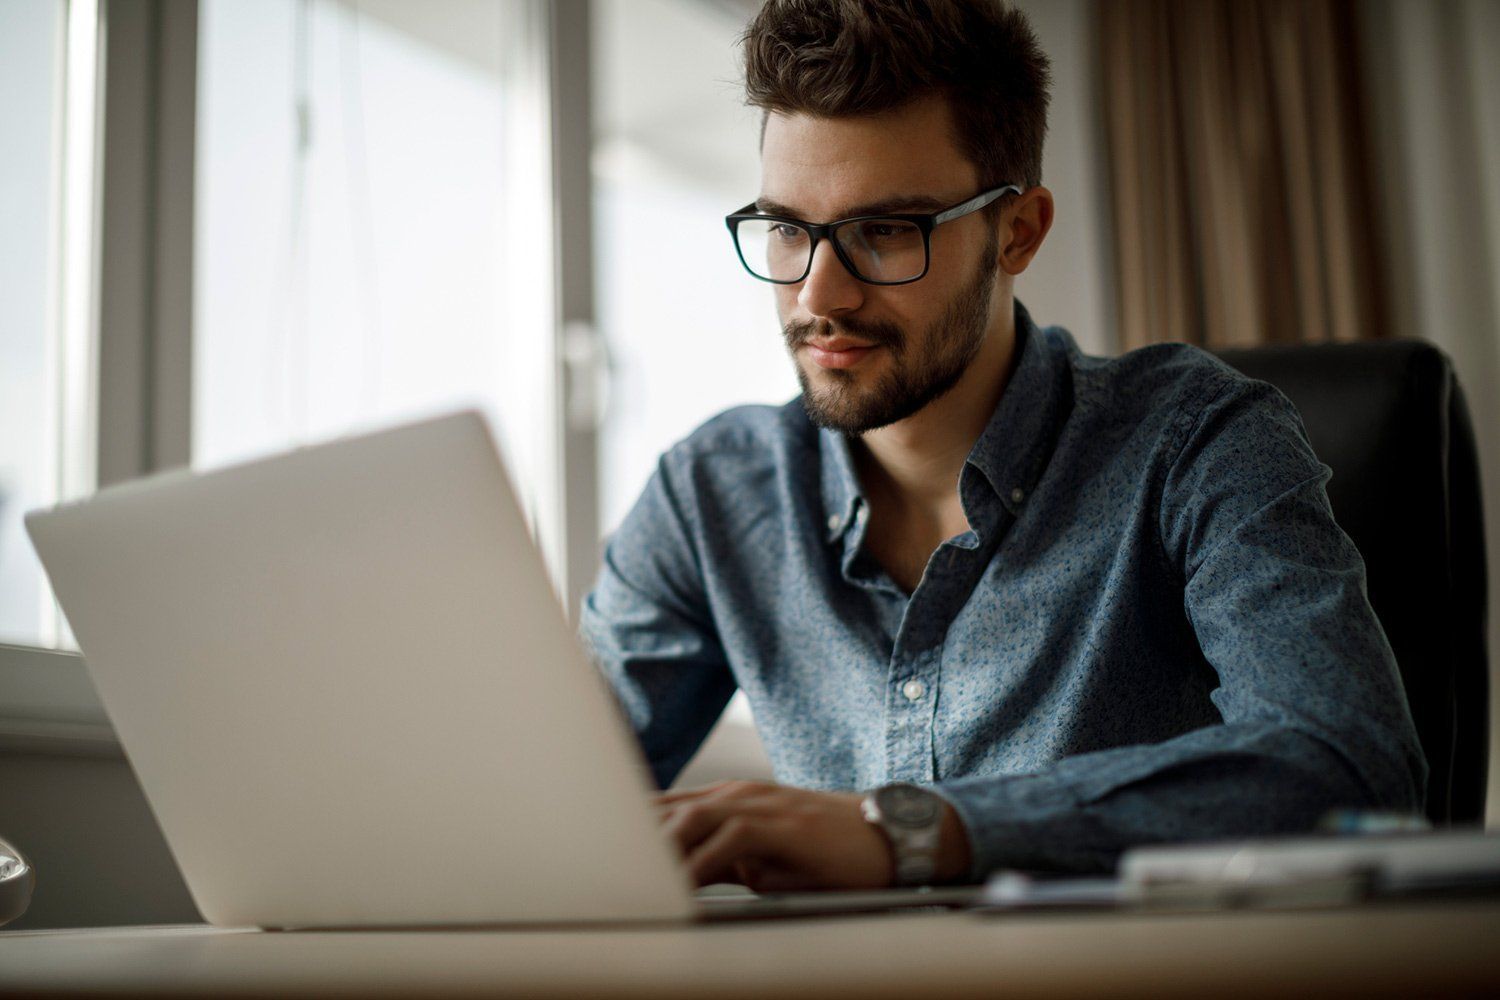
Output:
top-left (860, 782), bottom-right (945, 886)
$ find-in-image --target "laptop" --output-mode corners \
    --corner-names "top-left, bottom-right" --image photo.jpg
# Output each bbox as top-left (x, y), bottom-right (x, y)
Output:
top-left (26, 410), bottom-right (978, 928)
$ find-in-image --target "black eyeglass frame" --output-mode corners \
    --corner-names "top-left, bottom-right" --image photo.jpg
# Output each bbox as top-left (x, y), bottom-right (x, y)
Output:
top-left (724, 183), bottom-right (1023, 286)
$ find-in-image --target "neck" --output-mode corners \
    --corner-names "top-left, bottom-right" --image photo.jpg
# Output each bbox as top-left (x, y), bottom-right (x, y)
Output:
top-left (853, 299), bottom-right (1019, 511)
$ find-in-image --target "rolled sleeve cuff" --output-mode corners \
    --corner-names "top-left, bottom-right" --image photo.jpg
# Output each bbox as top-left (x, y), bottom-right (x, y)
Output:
top-left (932, 773), bottom-right (1108, 881)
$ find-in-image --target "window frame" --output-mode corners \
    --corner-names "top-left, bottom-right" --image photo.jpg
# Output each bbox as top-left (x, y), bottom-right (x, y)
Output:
top-left (0, 0), bottom-right (605, 752)
top-left (0, 0), bottom-right (195, 751)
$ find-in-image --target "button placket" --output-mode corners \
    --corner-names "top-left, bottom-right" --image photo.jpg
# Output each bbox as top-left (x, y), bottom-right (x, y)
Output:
top-left (885, 594), bottom-right (944, 782)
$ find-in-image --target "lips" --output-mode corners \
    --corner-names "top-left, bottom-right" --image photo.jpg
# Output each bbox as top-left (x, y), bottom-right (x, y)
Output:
top-left (804, 338), bottom-right (879, 370)
top-left (806, 337), bottom-right (875, 353)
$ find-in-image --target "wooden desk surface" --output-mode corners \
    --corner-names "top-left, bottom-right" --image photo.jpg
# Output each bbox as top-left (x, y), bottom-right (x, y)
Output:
top-left (3, 899), bottom-right (1499, 998)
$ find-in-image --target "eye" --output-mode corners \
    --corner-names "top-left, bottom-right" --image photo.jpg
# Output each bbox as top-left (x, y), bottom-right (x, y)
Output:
top-left (769, 223), bottom-right (806, 244)
top-left (852, 220), bottom-right (920, 245)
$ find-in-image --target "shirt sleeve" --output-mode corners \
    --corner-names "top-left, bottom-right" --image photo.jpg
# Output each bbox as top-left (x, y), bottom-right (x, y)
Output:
top-left (579, 452), bottom-right (737, 790)
top-left (933, 374), bottom-right (1429, 877)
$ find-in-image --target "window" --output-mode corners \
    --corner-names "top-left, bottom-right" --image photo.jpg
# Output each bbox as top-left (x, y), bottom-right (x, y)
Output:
top-left (194, 0), bottom-right (563, 582)
top-left (0, 0), bottom-right (99, 650)
top-left (1, 0), bottom-right (586, 740)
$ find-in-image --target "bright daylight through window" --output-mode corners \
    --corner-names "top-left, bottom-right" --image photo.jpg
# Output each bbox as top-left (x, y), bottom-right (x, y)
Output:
top-left (0, 0), bottom-right (97, 650)
top-left (194, 0), bottom-right (561, 581)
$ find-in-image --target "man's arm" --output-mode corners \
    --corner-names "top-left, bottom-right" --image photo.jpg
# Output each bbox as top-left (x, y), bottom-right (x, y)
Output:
top-left (581, 453), bottom-right (737, 791)
top-left (931, 374), bottom-right (1428, 876)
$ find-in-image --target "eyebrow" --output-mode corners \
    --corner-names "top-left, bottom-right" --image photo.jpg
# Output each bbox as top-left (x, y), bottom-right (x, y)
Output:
top-left (754, 194), bottom-right (954, 221)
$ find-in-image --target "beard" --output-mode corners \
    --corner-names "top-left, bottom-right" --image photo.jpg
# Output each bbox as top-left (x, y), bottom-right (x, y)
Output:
top-left (785, 233), bottom-right (1001, 435)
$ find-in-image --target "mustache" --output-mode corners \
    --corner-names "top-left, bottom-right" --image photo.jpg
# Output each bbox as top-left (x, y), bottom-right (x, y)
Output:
top-left (782, 317), bottom-right (904, 351)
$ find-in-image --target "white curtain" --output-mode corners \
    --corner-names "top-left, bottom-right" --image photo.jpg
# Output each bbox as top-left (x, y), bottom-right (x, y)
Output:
top-left (1361, 0), bottom-right (1500, 826)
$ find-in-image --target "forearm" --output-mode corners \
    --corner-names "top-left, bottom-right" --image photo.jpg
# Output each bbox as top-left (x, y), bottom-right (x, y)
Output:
top-left (933, 722), bottom-right (1405, 879)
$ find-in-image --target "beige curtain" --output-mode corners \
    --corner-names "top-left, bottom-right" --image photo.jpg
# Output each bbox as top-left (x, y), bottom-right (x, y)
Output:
top-left (1099, 0), bottom-right (1390, 349)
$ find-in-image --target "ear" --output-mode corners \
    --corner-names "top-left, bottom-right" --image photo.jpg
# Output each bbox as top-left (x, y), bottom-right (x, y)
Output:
top-left (998, 186), bottom-right (1054, 276)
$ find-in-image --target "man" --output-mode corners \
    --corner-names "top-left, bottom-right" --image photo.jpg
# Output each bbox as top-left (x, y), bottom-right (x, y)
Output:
top-left (581, 0), bottom-right (1424, 893)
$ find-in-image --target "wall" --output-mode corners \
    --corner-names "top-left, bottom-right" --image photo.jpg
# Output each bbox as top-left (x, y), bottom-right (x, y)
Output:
top-left (1012, 0), bottom-right (1115, 355)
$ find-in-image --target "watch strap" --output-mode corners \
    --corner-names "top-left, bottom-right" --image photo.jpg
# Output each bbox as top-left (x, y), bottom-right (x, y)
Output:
top-left (862, 784), bottom-right (944, 887)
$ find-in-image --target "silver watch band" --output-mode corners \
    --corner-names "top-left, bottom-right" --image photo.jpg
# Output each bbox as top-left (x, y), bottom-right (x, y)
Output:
top-left (861, 783), bottom-right (945, 887)
top-left (892, 830), bottom-right (940, 885)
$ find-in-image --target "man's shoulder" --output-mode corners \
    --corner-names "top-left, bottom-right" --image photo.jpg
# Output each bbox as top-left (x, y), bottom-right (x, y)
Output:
top-left (1051, 329), bottom-right (1265, 434)
top-left (1042, 329), bottom-right (1313, 500)
top-left (659, 399), bottom-right (814, 478)
top-left (639, 400), bottom-right (818, 541)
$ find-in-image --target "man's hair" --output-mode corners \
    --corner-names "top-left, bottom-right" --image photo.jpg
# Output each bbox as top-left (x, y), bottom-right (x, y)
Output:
top-left (741, 0), bottom-right (1051, 192)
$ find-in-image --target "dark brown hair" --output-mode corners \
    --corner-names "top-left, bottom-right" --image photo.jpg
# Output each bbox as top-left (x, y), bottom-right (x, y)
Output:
top-left (742, 0), bottom-right (1051, 192)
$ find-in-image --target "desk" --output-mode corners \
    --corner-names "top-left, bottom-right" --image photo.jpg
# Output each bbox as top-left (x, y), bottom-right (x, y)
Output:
top-left (3, 899), bottom-right (1499, 998)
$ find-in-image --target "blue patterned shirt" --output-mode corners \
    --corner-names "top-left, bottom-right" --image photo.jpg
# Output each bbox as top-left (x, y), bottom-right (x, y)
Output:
top-left (581, 303), bottom-right (1426, 877)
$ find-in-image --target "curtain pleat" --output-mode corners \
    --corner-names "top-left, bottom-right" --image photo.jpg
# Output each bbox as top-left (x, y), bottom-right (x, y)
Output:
top-left (1099, 0), bottom-right (1389, 349)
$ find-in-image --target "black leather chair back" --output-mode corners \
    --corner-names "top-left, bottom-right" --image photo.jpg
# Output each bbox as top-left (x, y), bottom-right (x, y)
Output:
top-left (1214, 340), bottom-right (1488, 825)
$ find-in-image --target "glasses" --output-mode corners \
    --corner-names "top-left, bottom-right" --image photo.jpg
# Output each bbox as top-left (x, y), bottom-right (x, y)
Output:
top-left (725, 184), bottom-right (1022, 286)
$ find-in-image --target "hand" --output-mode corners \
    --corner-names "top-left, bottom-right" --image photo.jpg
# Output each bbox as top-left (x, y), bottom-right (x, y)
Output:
top-left (655, 780), bottom-right (973, 893)
top-left (655, 781), bottom-right (890, 892)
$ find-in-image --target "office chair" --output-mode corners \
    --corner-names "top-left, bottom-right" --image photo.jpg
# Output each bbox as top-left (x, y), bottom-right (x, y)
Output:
top-left (1213, 339), bottom-right (1489, 825)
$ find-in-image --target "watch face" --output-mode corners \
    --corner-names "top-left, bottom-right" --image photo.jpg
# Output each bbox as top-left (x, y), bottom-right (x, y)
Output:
top-left (878, 784), bottom-right (941, 827)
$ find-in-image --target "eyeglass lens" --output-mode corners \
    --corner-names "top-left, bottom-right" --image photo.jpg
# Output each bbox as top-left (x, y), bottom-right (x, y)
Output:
top-left (735, 218), bottom-right (927, 283)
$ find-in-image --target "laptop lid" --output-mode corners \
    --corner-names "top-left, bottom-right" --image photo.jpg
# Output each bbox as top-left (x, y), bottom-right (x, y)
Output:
top-left (26, 410), bottom-right (695, 927)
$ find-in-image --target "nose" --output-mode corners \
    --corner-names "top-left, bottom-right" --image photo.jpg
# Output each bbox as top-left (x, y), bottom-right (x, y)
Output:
top-left (797, 238), bottom-right (865, 319)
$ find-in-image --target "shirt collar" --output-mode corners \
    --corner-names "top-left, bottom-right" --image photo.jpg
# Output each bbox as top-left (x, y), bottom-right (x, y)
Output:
top-left (964, 299), bottom-right (1070, 519)
top-left (820, 428), bottom-right (864, 543)
top-left (818, 299), bottom-right (1068, 542)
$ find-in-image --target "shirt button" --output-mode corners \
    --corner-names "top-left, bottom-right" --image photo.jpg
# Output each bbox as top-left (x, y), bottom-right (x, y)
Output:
top-left (1010, 487), bottom-right (1025, 504)
top-left (827, 513), bottom-right (842, 532)
top-left (902, 679), bottom-right (926, 702)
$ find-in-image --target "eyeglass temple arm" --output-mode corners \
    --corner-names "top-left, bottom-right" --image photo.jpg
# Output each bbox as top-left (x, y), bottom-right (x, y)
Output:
top-left (932, 184), bottom-right (1023, 227)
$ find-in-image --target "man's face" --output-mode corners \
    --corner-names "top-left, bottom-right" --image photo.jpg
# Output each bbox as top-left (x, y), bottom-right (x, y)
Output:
top-left (758, 96), bottom-right (1004, 434)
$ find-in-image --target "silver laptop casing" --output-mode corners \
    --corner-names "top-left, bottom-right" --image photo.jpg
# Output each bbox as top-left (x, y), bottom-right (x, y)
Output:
top-left (26, 411), bottom-right (696, 927)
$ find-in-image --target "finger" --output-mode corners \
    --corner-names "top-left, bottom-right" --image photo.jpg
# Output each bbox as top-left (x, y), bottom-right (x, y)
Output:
top-left (687, 816), bottom-right (787, 887)
top-left (660, 799), bottom-right (737, 856)
top-left (654, 779), bottom-right (760, 806)
top-left (732, 859), bottom-right (764, 889)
